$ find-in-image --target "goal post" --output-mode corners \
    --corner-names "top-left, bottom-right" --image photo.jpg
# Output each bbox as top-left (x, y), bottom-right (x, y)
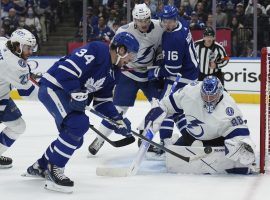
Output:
top-left (260, 47), bottom-right (270, 173)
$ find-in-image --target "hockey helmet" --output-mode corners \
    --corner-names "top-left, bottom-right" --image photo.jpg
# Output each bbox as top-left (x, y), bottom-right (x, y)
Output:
top-left (112, 32), bottom-right (139, 53)
top-left (160, 5), bottom-right (179, 20)
top-left (200, 76), bottom-right (223, 113)
top-left (10, 29), bottom-right (37, 53)
top-left (203, 26), bottom-right (215, 37)
top-left (132, 3), bottom-right (151, 20)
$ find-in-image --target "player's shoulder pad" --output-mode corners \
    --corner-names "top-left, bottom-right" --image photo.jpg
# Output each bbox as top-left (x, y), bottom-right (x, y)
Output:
top-left (120, 24), bottom-right (129, 30)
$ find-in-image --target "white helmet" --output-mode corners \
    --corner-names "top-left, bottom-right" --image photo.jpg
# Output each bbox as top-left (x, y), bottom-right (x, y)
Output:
top-left (132, 3), bottom-right (151, 20)
top-left (10, 29), bottom-right (37, 52)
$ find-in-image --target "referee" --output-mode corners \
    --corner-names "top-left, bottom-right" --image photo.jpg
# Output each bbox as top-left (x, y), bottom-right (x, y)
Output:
top-left (194, 26), bottom-right (229, 85)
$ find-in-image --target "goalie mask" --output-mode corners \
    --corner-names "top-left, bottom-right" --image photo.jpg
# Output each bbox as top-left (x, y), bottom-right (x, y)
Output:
top-left (201, 76), bottom-right (223, 113)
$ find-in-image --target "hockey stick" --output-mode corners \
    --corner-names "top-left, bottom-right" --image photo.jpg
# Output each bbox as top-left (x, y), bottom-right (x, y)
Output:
top-left (89, 124), bottom-right (135, 147)
top-left (87, 107), bottom-right (212, 162)
top-left (29, 77), bottom-right (134, 148)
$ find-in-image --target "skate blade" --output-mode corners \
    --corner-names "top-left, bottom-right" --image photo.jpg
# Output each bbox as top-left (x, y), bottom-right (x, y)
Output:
top-left (45, 180), bottom-right (73, 193)
top-left (0, 164), bottom-right (12, 169)
top-left (21, 172), bottom-right (44, 179)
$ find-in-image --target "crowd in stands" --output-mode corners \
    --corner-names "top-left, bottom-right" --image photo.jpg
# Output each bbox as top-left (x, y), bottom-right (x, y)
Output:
top-left (0, 0), bottom-right (66, 49)
top-left (75, 0), bottom-right (270, 57)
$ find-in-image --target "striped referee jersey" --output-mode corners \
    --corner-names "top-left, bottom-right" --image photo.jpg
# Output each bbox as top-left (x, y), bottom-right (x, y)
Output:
top-left (194, 39), bottom-right (229, 75)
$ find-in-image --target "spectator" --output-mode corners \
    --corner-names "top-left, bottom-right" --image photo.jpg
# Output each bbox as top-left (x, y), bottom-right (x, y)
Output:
top-left (7, 8), bottom-right (19, 28)
top-left (13, 0), bottom-right (26, 15)
top-left (1, 0), bottom-right (13, 19)
top-left (180, 0), bottom-right (193, 16)
top-left (33, 0), bottom-right (50, 42)
top-left (216, 2), bottom-right (228, 28)
top-left (229, 15), bottom-right (244, 56)
top-left (25, 7), bottom-right (42, 44)
top-left (89, 16), bottom-right (115, 42)
top-left (235, 2), bottom-right (246, 25)
top-left (205, 14), bottom-right (213, 27)
top-left (195, 2), bottom-right (208, 23)
top-left (189, 11), bottom-right (205, 30)
top-left (178, 5), bottom-right (191, 21)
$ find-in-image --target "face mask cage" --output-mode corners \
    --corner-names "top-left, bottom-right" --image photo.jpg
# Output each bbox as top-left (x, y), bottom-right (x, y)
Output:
top-left (200, 81), bottom-right (223, 113)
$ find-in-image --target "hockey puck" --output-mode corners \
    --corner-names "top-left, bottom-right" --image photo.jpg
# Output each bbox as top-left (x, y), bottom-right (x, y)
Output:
top-left (204, 147), bottom-right (212, 154)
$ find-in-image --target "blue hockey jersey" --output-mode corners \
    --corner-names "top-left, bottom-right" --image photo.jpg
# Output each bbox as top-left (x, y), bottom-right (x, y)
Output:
top-left (160, 21), bottom-right (199, 84)
top-left (40, 41), bottom-right (119, 118)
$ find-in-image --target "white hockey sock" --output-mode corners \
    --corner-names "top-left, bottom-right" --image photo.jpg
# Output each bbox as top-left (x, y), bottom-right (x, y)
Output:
top-left (96, 123), bottom-right (113, 141)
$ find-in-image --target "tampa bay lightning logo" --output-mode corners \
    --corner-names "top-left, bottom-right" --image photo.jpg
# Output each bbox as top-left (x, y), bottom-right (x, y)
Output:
top-left (186, 115), bottom-right (205, 138)
top-left (226, 107), bottom-right (234, 116)
top-left (18, 59), bottom-right (27, 68)
top-left (136, 45), bottom-right (154, 64)
top-left (190, 81), bottom-right (199, 86)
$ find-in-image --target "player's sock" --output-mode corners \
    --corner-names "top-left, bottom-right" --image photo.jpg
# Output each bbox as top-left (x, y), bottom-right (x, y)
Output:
top-left (88, 121), bottom-right (113, 155)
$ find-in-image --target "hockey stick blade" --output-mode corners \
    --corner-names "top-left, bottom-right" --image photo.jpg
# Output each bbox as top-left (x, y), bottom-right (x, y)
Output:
top-left (96, 166), bottom-right (131, 177)
top-left (131, 130), bottom-right (212, 162)
top-left (89, 125), bottom-right (135, 147)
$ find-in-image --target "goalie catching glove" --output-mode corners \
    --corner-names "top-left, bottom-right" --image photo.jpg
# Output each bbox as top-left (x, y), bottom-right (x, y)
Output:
top-left (224, 136), bottom-right (255, 166)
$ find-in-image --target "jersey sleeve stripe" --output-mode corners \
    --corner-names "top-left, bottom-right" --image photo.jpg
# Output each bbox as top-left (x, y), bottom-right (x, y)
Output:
top-left (169, 94), bottom-right (182, 113)
top-left (42, 73), bottom-right (64, 89)
top-left (65, 59), bottom-right (82, 77)
top-left (224, 128), bottom-right (250, 139)
top-left (58, 65), bottom-right (79, 77)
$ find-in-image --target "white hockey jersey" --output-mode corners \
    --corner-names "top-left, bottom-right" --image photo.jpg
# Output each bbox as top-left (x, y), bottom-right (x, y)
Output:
top-left (0, 37), bottom-right (36, 112)
top-left (161, 81), bottom-right (249, 140)
top-left (116, 19), bottom-right (164, 82)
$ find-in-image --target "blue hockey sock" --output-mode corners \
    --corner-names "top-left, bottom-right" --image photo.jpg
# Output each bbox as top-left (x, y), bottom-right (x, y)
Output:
top-left (0, 131), bottom-right (15, 147)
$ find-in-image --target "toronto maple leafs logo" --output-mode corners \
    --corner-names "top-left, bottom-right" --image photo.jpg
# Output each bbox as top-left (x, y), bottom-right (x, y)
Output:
top-left (84, 77), bottom-right (106, 93)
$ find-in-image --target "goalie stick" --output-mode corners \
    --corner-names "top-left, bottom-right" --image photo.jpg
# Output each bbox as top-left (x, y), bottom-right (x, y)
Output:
top-left (87, 106), bottom-right (207, 162)
top-left (29, 76), bottom-right (134, 148)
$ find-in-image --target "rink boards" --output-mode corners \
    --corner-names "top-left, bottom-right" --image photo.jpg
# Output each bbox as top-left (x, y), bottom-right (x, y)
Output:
top-left (11, 57), bottom-right (261, 104)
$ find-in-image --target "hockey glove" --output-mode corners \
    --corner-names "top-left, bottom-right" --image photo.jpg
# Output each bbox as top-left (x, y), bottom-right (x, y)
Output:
top-left (224, 137), bottom-right (255, 166)
top-left (144, 98), bottom-right (167, 133)
top-left (70, 89), bottom-right (88, 112)
top-left (148, 68), bottom-right (160, 81)
top-left (112, 116), bottom-right (131, 137)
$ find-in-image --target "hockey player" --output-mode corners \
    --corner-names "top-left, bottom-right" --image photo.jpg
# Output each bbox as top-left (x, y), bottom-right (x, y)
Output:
top-left (0, 29), bottom-right (37, 168)
top-left (88, 3), bottom-right (164, 155)
top-left (143, 76), bottom-right (256, 174)
top-left (25, 32), bottom-right (139, 193)
top-left (147, 5), bottom-right (199, 156)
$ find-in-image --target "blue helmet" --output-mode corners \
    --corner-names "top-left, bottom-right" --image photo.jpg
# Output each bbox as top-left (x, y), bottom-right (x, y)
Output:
top-left (200, 76), bottom-right (223, 113)
top-left (160, 5), bottom-right (178, 20)
top-left (111, 32), bottom-right (139, 53)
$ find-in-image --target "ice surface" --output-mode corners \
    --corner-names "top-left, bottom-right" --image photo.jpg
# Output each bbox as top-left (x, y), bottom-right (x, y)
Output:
top-left (0, 101), bottom-right (269, 200)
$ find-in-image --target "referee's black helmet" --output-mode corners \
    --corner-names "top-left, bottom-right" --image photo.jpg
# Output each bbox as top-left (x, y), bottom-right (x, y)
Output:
top-left (203, 26), bottom-right (215, 37)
